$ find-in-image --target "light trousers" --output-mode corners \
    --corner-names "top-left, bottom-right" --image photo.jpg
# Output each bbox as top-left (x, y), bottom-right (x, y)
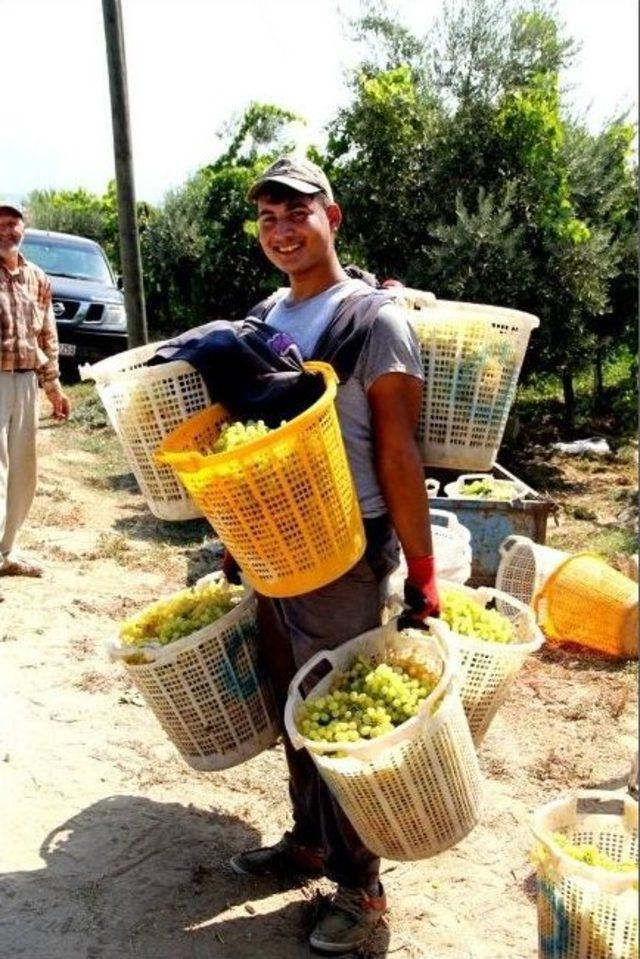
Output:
top-left (0, 371), bottom-right (38, 560)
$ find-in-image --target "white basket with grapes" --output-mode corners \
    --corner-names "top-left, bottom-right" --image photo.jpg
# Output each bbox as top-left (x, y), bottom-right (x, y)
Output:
top-left (284, 619), bottom-right (482, 861)
top-left (444, 473), bottom-right (527, 501)
top-left (108, 573), bottom-right (279, 770)
top-left (530, 791), bottom-right (638, 959)
top-left (385, 292), bottom-right (539, 470)
top-left (429, 580), bottom-right (544, 745)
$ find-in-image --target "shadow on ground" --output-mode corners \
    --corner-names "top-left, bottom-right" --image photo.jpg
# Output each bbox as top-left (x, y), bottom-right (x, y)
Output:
top-left (0, 794), bottom-right (390, 959)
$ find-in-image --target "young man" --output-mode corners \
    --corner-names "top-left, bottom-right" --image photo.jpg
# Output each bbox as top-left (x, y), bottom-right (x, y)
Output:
top-left (229, 157), bottom-right (439, 953)
top-left (0, 201), bottom-right (70, 579)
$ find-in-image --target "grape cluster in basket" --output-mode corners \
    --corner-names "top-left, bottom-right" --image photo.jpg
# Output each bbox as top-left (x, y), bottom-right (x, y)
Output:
top-left (296, 652), bottom-right (439, 745)
top-left (439, 589), bottom-right (516, 644)
top-left (550, 833), bottom-right (638, 874)
top-left (119, 579), bottom-right (244, 649)
top-left (210, 419), bottom-right (276, 454)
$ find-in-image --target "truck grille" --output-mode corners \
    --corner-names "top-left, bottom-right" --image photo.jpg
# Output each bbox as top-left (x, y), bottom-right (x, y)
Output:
top-left (53, 299), bottom-right (80, 319)
top-left (85, 304), bottom-right (105, 322)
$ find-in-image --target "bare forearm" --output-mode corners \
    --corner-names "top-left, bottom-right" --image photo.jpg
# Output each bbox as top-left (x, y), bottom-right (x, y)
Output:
top-left (376, 441), bottom-right (434, 559)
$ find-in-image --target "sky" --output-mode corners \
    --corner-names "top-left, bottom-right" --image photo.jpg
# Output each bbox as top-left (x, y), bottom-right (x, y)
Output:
top-left (1, 0), bottom-right (637, 205)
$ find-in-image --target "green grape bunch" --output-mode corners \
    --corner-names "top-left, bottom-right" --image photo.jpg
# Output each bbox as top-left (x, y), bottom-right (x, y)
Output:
top-left (551, 832), bottom-right (638, 874)
top-left (296, 652), bottom-right (439, 745)
top-left (459, 478), bottom-right (515, 500)
top-left (208, 419), bottom-right (283, 455)
top-left (119, 579), bottom-right (244, 651)
top-left (440, 588), bottom-right (516, 644)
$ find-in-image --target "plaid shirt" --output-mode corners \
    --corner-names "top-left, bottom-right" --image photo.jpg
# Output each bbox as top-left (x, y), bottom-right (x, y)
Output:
top-left (0, 252), bottom-right (60, 393)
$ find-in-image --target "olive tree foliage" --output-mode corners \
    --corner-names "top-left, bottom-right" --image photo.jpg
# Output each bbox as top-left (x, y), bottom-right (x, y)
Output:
top-left (141, 102), bottom-right (301, 333)
top-left (325, 0), bottom-right (637, 429)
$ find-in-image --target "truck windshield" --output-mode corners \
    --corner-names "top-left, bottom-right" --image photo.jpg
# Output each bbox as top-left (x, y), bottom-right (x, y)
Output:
top-left (21, 236), bottom-right (115, 286)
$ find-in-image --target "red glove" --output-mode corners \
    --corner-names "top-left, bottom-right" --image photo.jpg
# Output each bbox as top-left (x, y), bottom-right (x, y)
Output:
top-left (403, 555), bottom-right (440, 624)
top-left (222, 549), bottom-right (241, 585)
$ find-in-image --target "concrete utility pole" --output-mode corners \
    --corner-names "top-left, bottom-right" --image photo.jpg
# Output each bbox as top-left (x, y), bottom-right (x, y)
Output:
top-left (101, 0), bottom-right (148, 347)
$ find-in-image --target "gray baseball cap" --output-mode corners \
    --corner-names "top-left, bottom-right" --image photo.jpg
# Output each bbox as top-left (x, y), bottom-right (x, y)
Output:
top-left (0, 200), bottom-right (24, 218)
top-left (248, 156), bottom-right (334, 203)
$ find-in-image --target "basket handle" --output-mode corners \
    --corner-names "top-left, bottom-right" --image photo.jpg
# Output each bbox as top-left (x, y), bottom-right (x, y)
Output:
top-left (428, 508), bottom-right (456, 531)
top-left (499, 534), bottom-right (529, 558)
top-left (284, 648), bottom-right (341, 750)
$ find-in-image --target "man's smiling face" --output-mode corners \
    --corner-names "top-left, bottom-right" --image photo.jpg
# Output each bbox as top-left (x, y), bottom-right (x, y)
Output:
top-left (256, 193), bottom-right (341, 278)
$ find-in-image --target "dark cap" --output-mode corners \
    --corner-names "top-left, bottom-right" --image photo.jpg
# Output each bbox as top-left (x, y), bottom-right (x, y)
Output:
top-left (0, 199), bottom-right (24, 218)
top-left (247, 156), bottom-right (334, 203)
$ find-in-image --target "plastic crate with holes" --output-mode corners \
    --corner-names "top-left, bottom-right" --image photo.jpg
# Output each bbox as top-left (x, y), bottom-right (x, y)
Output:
top-left (387, 290), bottom-right (539, 470)
top-left (430, 580), bottom-right (544, 744)
top-left (80, 342), bottom-right (210, 520)
top-left (531, 791), bottom-right (638, 959)
top-left (108, 575), bottom-right (279, 770)
top-left (157, 362), bottom-right (365, 598)
top-left (284, 620), bottom-right (482, 861)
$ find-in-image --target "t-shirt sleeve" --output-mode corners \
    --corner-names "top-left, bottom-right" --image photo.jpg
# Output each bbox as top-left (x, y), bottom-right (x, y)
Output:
top-left (357, 303), bottom-right (424, 392)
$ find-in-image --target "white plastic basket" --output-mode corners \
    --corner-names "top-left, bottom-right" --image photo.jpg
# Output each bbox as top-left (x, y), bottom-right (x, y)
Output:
top-left (496, 535), bottom-right (570, 613)
top-left (444, 472), bottom-right (528, 501)
top-left (531, 791), bottom-right (638, 959)
top-left (387, 295), bottom-right (539, 470)
top-left (284, 620), bottom-right (482, 861)
top-left (431, 580), bottom-right (544, 744)
top-left (109, 585), bottom-right (279, 771)
top-left (382, 509), bottom-right (473, 616)
top-left (80, 343), bottom-right (211, 520)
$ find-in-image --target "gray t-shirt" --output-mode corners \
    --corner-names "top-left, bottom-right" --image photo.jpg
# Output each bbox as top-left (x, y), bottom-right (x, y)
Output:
top-left (266, 280), bottom-right (424, 517)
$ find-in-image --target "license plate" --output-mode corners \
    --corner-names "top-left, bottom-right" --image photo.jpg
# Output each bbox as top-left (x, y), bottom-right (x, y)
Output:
top-left (59, 343), bottom-right (76, 357)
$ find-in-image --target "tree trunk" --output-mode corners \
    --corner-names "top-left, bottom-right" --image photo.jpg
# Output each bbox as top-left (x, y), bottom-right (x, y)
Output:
top-left (593, 344), bottom-right (606, 412)
top-left (562, 370), bottom-right (575, 435)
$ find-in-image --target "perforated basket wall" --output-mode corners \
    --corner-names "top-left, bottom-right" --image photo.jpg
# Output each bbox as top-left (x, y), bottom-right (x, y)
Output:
top-left (390, 295), bottom-right (539, 470)
top-left (535, 553), bottom-right (639, 659)
top-left (496, 536), bottom-right (569, 613)
top-left (116, 592), bottom-right (279, 770)
top-left (284, 622), bottom-right (482, 861)
top-left (532, 792), bottom-right (638, 959)
top-left (80, 343), bottom-right (211, 521)
top-left (432, 581), bottom-right (544, 744)
top-left (157, 362), bottom-right (365, 598)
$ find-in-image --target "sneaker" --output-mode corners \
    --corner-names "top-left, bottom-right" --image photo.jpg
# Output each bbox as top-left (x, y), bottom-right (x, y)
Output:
top-left (0, 557), bottom-right (42, 577)
top-left (309, 884), bottom-right (387, 954)
top-left (230, 832), bottom-right (325, 880)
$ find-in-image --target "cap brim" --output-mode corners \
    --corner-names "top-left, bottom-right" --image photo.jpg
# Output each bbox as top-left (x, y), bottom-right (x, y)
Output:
top-left (247, 175), bottom-right (323, 201)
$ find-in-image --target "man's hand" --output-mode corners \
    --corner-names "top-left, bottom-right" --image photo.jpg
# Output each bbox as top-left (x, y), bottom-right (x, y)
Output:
top-left (47, 387), bottom-right (70, 421)
top-left (403, 555), bottom-right (440, 624)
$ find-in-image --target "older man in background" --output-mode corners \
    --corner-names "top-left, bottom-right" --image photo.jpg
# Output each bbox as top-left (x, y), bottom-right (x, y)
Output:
top-left (0, 200), bottom-right (70, 579)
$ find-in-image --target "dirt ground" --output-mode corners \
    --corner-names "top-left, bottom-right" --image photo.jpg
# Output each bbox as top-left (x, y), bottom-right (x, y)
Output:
top-left (0, 394), bottom-right (637, 959)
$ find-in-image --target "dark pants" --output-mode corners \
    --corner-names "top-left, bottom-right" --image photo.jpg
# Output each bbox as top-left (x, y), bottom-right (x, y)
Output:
top-left (257, 516), bottom-right (399, 891)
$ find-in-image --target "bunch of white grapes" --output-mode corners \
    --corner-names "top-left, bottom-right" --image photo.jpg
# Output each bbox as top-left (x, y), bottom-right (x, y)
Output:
top-left (551, 833), bottom-right (638, 874)
top-left (296, 653), bottom-right (438, 744)
top-left (210, 419), bottom-right (275, 454)
top-left (119, 579), bottom-right (244, 649)
top-left (440, 588), bottom-right (516, 644)
top-left (459, 478), bottom-right (516, 500)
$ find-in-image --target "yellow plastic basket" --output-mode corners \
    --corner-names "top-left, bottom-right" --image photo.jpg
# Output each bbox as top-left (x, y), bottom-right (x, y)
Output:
top-left (284, 621), bottom-right (482, 861)
top-left (531, 791), bottom-right (638, 959)
top-left (156, 362), bottom-right (365, 598)
top-left (534, 553), bottom-right (638, 659)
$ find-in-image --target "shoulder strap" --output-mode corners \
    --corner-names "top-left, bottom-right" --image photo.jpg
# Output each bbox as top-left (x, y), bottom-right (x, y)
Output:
top-left (247, 289), bottom-right (283, 323)
top-left (313, 288), bottom-right (395, 383)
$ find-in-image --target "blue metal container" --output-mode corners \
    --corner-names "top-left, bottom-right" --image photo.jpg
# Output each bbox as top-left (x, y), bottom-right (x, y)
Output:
top-left (429, 464), bottom-right (558, 587)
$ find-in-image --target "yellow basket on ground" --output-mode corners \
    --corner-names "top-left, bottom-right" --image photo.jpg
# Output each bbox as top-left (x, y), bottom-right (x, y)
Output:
top-left (534, 553), bottom-right (639, 659)
top-left (80, 342), bottom-right (211, 520)
top-left (386, 291), bottom-right (539, 470)
top-left (283, 620), bottom-right (482, 861)
top-left (496, 535), bottom-right (570, 613)
top-left (531, 791), bottom-right (638, 959)
top-left (430, 580), bottom-right (544, 745)
top-left (108, 578), bottom-right (279, 771)
top-left (156, 362), bottom-right (365, 598)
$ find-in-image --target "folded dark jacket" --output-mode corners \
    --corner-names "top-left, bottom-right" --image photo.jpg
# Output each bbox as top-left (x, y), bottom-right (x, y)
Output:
top-left (147, 318), bottom-right (323, 426)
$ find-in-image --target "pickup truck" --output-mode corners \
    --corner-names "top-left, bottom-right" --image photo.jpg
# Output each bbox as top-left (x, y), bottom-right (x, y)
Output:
top-left (21, 228), bottom-right (128, 369)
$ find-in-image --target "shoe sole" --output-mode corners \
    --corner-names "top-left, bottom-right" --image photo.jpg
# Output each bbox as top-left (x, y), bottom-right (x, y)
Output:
top-left (308, 930), bottom-right (371, 953)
